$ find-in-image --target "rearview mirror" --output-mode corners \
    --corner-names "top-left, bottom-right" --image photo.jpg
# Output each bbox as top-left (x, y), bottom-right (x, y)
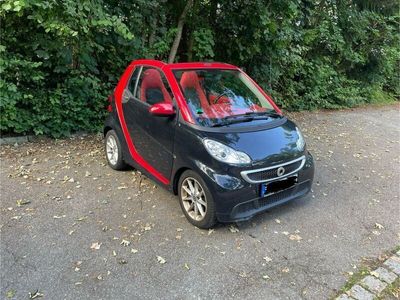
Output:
top-left (149, 102), bottom-right (175, 117)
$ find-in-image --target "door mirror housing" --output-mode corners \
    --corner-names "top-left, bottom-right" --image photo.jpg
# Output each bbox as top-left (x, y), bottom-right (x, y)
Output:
top-left (149, 102), bottom-right (175, 117)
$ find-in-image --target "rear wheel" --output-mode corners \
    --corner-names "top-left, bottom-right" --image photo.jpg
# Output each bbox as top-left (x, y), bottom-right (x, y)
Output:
top-left (178, 170), bottom-right (216, 229)
top-left (105, 130), bottom-right (127, 170)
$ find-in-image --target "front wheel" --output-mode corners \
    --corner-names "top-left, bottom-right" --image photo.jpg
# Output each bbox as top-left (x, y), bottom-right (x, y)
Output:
top-left (105, 130), bottom-right (127, 170)
top-left (178, 170), bottom-right (216, 229)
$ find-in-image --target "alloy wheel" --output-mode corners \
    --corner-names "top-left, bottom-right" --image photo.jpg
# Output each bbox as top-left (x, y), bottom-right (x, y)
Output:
top-left (181, 177), bottom-right (207, 221)
top-left (106, 135), bottom-right (118, 165)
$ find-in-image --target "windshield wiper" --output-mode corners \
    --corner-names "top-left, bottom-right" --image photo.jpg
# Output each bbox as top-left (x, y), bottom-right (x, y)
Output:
top-left (210, 110), bottom-right (282, 127)
top-left (211, 117), bottom-right (255, 127)
top-left (223, 110), bottom-right (282, 120)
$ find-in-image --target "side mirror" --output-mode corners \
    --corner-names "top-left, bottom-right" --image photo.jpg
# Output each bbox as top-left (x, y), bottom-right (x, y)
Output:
top-left (149, 102), bottom-right (175, 117)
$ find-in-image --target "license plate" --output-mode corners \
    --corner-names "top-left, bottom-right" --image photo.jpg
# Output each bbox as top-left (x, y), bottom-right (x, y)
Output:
top-left (259, 176), bottom-right (298, 197)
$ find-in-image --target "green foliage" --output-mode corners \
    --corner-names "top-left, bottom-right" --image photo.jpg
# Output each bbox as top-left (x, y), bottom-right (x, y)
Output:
top-left (192, 29), bottom-right (215, 60)
top-left (1, 0), bottom-right (399, 137)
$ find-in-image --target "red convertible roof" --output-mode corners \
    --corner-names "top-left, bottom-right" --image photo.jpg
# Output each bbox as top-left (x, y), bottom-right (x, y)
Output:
top-left (130, 59), bottom-right (239, 70)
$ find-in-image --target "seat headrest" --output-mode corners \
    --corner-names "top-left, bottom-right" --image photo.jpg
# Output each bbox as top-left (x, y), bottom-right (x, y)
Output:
top-left (142, 69), bottom-right (164, 88)
top-left (180, 71), bottom-right (201, 89)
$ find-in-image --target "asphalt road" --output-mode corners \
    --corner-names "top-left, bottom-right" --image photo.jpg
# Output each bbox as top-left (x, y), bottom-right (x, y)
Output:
top-left (1, 105), bottom-right (399, 300)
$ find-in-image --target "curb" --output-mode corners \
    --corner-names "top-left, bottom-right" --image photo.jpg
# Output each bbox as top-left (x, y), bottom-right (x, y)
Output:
top-left (0, 131), bottom-right (95, 146)
top-left (0, 135), bottom-right (36, 145)
top-left (336, 250), bottom-right (400, 300)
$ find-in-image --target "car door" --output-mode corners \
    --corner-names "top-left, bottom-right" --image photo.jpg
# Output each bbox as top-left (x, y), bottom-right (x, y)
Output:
top-left (122, 66), bottom-right (176, 179)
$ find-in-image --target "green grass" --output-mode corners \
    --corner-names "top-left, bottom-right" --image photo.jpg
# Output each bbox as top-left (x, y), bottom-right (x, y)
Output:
top-left (367, 89), bottom-right (398, 105)
top-left (376, 278), bottom-right (400, 300)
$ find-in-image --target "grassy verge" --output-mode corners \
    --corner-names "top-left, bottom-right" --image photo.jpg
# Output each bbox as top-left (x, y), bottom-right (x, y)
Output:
top-left (335, 246), bottom-right (400, 298)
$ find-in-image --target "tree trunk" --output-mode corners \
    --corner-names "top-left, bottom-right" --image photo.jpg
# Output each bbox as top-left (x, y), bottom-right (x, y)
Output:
top-left (168, 0), bottom-right (194, 63)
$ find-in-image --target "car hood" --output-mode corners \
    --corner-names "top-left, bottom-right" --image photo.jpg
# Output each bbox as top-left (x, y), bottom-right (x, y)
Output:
top-left (202, 119), bottom-right (304, 167)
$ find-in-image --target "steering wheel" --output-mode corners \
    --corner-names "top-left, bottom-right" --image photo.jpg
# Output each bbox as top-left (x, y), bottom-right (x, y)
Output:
top-left (212, 90), bottom-right (230, 104)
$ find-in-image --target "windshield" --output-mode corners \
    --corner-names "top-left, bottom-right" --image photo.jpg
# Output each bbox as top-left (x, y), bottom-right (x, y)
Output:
top-left (173, 69), bottom-right (277, 127)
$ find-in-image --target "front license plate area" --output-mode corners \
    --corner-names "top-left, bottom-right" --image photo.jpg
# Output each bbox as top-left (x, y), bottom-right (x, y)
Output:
top-left (260, 176), bottom-right (298, 197)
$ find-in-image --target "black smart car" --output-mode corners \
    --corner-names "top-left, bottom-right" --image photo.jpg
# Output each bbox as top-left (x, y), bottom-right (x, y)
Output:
top-left (104, 59), bottom-right (314, 228)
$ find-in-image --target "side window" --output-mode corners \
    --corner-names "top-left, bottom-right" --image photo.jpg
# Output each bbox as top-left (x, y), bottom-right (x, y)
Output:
top-left (135, 67), bottom-right (173, 105)
top-left (127, 67), bottom-right (141, 96)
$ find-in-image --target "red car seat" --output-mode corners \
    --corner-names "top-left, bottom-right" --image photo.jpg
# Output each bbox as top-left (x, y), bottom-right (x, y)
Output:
top-left (140, 69), bottom-right (172, 105)
top-left (179, 71), bottom-right (210, 109)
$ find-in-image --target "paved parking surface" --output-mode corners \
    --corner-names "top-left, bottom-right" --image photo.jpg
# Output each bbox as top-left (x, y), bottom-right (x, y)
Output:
top-left (1, 105), bottom-right (399, 299)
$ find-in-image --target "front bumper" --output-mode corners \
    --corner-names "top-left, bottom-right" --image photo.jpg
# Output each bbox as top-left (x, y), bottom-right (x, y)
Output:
top-left (198, 152), bottom-right (315, 223)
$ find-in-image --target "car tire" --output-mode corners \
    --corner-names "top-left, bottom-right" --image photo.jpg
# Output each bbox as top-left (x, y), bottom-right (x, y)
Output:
top-left (178, 170), bottom-right (217, 229)
top-left (105, 129), bottom-right (127, 170)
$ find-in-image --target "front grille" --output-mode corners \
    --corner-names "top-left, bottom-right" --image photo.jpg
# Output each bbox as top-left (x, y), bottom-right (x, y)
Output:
top-left (241, 156), bottom-right (305, 183)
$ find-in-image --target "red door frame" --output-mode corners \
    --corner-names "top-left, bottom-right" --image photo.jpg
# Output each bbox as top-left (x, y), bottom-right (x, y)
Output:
top-left (113, 59), bottom-right (282, 186)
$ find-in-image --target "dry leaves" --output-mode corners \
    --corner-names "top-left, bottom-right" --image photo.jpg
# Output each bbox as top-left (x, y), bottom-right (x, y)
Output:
top-left (263, 256), bottom-right (272, 263)
top-left (229, 225), bottom-right (239, 233)
top-left (157, 256), bottom-right (166, 264)
top-left (120, 239), bottom-right (130, 246)
top-left (29, 290), bottom-right (44, 299)
top-left (16, 199), bottom-right (31, 206)
top-left (90, 242), bottom-right (101, 250)
top-left (289, 234), bottom-right (302, 241)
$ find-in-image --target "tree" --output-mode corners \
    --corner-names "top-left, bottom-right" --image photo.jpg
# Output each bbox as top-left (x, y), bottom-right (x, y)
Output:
top-left (168, 0), bottom-right (194, 63)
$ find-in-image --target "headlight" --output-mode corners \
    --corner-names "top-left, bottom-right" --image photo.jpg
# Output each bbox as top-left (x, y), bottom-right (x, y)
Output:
top-left (203, 139), bottom-right (251, 165)
top-left (296, 127), bottom-right (305, 151)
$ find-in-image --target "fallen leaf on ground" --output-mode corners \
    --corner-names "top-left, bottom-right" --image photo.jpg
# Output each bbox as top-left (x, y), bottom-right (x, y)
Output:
top-left (16, 199), bottom-right (31, 206)
top-left (263, 256), bottom-right (272, 263)
top-left (229, 225), bottom-right (239, 233)
top-left (239, 271), bottom-right (248, 278)
top-left (90, 242), bottom-right (101, 250)
top-left (29, 290), bottom-right (44, 299)
top-left (120, 239), bottom-right (130, 246)
top-left (53, 215), bottom-right (66, 219)
top-left (289, 234), bottom-right (302, 241)
top-left (157, 256), bottom-right (166, 264)
top-left (6, 289), bottom-right (16, 298)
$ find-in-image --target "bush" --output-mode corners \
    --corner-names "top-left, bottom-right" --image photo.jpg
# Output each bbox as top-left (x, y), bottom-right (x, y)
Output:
top-left (1, 0), bottom-right (398, 137)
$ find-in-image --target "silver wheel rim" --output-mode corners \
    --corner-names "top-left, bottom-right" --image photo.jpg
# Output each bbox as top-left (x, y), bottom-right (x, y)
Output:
top-left (181, 177), bottom-right (207, 221)
top-left (106, 135), bottom-right (118, 165)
